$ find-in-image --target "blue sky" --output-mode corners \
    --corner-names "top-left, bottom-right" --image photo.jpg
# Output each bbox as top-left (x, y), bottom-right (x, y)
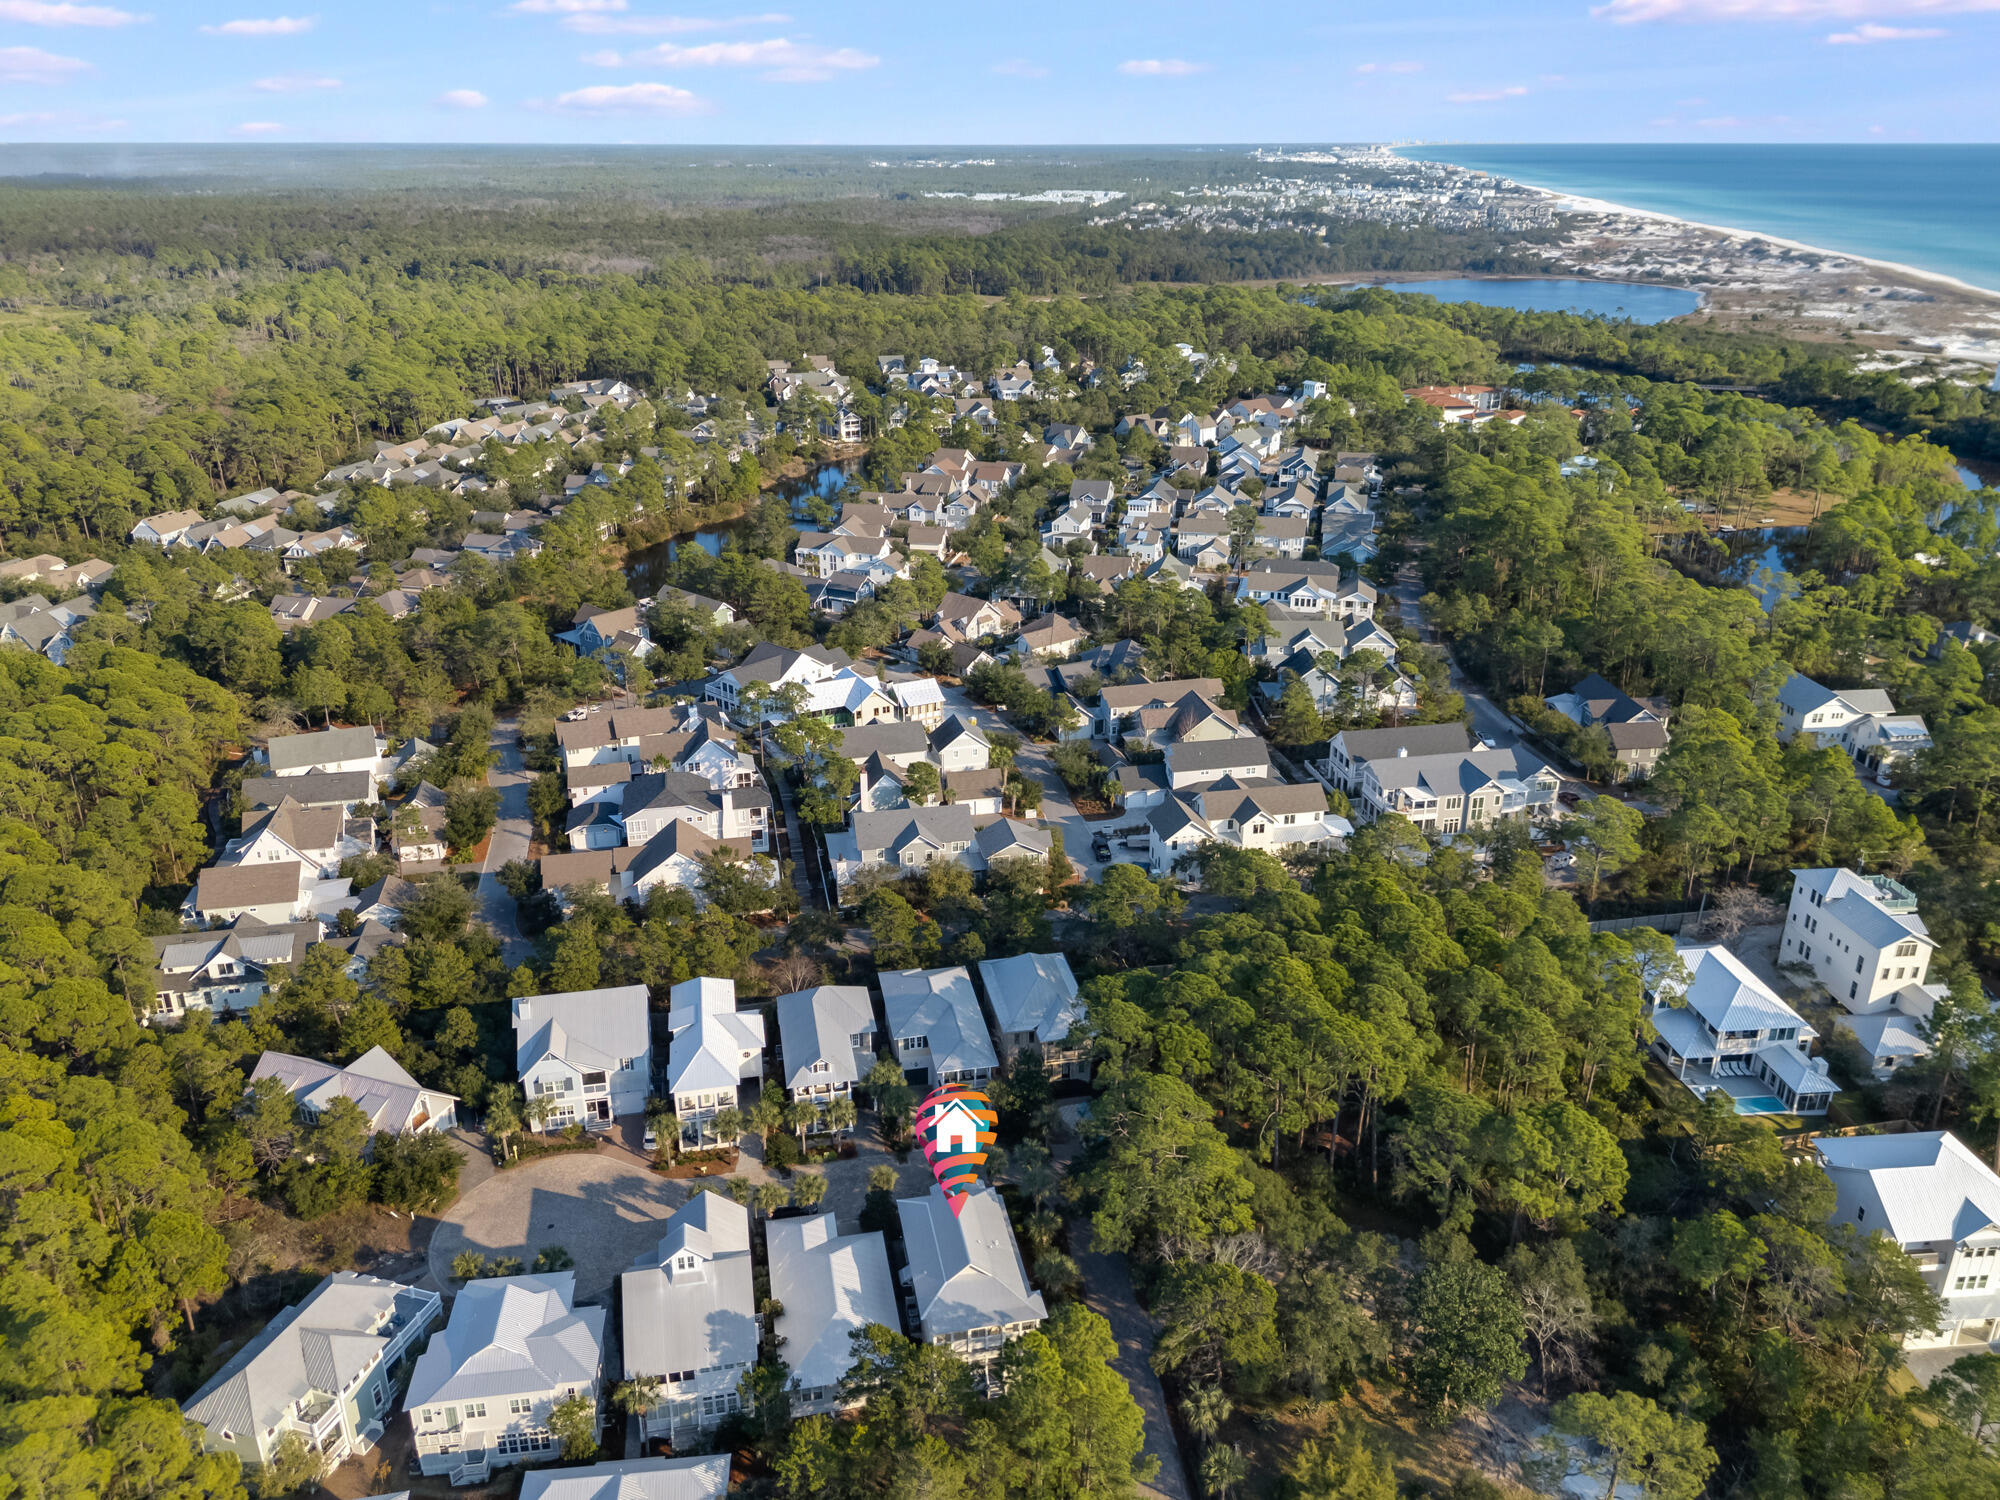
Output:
top-left (0, 0), bottom-right (1994, 143)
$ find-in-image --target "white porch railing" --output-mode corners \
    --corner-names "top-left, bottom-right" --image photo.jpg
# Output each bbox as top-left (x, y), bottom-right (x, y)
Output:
top-left (450, 1456), bottom-right (490, 1487)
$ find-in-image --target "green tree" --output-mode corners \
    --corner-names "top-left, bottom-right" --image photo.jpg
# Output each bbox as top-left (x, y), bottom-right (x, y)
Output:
top-left (1072, 1072), bottom-right (1254, 1257)
top-left (1550, 1390), bottom-right (1717, 1500)
top-left (1561, 794), bottom-right (1645, 904)
top-left (547, 1391), bottom-right (600, 1461)
top-left (1405, 1242), bottom-right (1528, 1426)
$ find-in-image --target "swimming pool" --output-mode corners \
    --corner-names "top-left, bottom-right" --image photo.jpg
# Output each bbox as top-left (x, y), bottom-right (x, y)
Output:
top-left (1733, 1095), bottom-right (1791, 1115)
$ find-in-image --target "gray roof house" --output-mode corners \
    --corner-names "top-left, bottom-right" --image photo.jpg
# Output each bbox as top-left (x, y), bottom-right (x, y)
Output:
top-left (766, 1213), bottom-right (900, 1417)
top-left (896, 1185), bottom-right (1048, 1385)
top-left (775, 985), bottom-right (880, 1109)
top-left (265, 725), bottom-right (384, 779)
top-left (978, 952), bottom-right (1085, 1079)
top-left (879, 965), bottom-right (998, 1086)
top-left (512, 985), bottom-right (654, 1131)
top-left (620, 1193), bottom-right (758, 1446)
top-left (1164, 736), bottom-right (1273, 790)
top-left (182, 1271), bottom-right (440, 1475)
top-left (519, 1458), bottom-right (731, 1500)
top-left (248, 1047), bottom-right (458, 1138)
top-left (406, 1273), bottom-right (606, 1480)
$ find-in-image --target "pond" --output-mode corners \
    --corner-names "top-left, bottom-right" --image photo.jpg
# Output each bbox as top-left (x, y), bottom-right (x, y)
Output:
top-left (1340, 276), bottom-right (1703, 324)
top-left (624, 458), bottom-right (857, 596)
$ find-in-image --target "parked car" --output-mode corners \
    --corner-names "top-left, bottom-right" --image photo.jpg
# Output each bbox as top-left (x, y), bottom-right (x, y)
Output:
top-left (642, 1123), bottom-right (658, 1152)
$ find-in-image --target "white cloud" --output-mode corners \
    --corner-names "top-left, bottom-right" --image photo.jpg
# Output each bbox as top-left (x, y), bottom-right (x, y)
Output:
top-left (200, 14), bottom-right (315, 35)
top-left (254, 71), bottom-right (338, 89)
top-left (1826, 21), bottom-right (1947, 38)
top-left (562, 9), bottom-right (791, 34)
top-left (1353, 60), bottom-right (1423, 73)
top-left (1116, 58), bottom-right (1206, 76)
top-left (0, 44), bottom-right (90, 81)
top-left (1448, 84), bottom-right (1530, 101)
top-left (601, 37), bottom-right (879, 81)
top-left (231, 120), bottom-right (286, 133)
top-left (0, 111), bottom-right (61, 125)
top-left (0, 1), bottom-right (145, 25)
top-left (991, 58), bottom-right (1049, 77)
top-left (436, 88), bottom-right (488, 107)
top-left (510, 0), bottom-right (625, 10)
top-left (548, 80), bottom-right (707, 112)
top-left (1597, 0), bottom-right (1997, 21)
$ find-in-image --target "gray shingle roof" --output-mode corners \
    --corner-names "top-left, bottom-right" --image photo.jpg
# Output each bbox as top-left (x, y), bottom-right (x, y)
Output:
top-left (266, 725), bottom-right (379, 775)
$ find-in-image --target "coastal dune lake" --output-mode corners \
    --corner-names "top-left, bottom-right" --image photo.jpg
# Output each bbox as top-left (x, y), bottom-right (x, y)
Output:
top-left (1344, 276), bottom-right (1703, 323)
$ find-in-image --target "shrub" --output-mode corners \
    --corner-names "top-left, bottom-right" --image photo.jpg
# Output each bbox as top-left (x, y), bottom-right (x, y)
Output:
top-left (766, 1131), bottom-right (803, 1171)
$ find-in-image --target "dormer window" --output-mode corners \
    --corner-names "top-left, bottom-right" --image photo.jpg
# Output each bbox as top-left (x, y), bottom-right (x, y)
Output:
top-left (675, 1254), bottom-right (698, 1271)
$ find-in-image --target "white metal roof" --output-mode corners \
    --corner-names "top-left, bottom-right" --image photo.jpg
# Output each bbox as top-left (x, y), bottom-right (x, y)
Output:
top-left (878, 966), bottom-right (998, 1076)
top-left (977, 952), bottom-right (1079, 1047)
top-left (666, 977), bottom-right (766, 1095)
top-left (765, 1214), bottom-right (899, 1393)
top-left (1817, 1131), bottom-right (2000, 1245)
top-left (775, 986), bottom-right (877, 1091)
top-left (518, 1456), bottom-right (729, 1500)
top-left (621, 1195), bottom-right (757, 1381)
top-left (405, 1274), bottom-right (604, 1409)
top-left (896, 1186), bottom-right (1047, 1336)
top-left (513, 985), bottom-right (652, 1078)
top-left (1658, 945), bottom-right (1811, 1038)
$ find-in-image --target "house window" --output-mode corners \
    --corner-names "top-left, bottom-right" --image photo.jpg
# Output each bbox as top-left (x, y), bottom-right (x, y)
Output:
top-left (509, 1398), bottom-right (533, 1415)
top-left (464, 1401), bottom-right (486, 1419)
top-left (371, 1382), bottom-right (386, 1407)
top-left (900, 1035), bottom-right (928, 1050)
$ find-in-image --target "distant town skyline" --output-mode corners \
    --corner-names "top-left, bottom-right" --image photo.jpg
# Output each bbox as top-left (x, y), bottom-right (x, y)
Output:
top-left (0, 0), bottom-right (1991, 144)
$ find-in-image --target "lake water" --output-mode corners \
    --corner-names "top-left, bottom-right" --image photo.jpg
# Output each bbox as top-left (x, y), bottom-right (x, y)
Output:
top-left (624, 458), bottom-right (855, 596)
top-left (1344, 276), bottom-right (1702, 323)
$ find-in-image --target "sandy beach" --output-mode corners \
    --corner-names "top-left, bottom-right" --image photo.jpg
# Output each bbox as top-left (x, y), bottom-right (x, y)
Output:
top-left (1512, 181), bottom-right (2000, 378)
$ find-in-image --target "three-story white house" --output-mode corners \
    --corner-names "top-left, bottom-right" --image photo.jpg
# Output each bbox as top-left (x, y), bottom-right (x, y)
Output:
top-left (896, 1185), bottom-right (1048, 1392)
top-left (620, 1193), bottom-right (759, 1446)
top-left (878, 966), bottom-right (998, 1088)
top-left (775, 984), bottom-right (879, 1128)
top-left (1785, 867), bottom-right (1946, 1078)
top-left (406, 1273), bottom-right (605, 1482)
top-left (1817, 1131), bottom-right (2000, 1348)
top-left (767, 1213), bottom-right (901, 1417)
top-left (666, 977), bottom-right (766, 1143)
top-left (1646, 944), bottom-right (1839, 1116)
top-left (977, 953), bottom-right (1087, 1081)
top-left (512, 985), bottom-right (654, 1132)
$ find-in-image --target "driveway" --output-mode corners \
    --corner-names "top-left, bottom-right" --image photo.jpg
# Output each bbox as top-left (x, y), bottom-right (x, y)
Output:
top-left (475, 712), bottom-right (534, 965)
top-left (938, 682), bottom-right (1124, 885)
top-left (429, 1151), bottom-right (689, 1301)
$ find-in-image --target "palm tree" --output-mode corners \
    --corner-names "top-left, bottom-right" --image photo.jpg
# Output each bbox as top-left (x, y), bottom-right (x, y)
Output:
top-left (1010, 1141), bottom-right (1062, 1209)
top-left (1031, 1250), bottom-right (1082, 1300)
top-left (484, 1087), bottom-right (524, 1163)
top-left (754, 1181), bottom-right (789, 1220)
top-left (1200, 1443), bottom-right (1247, 1500)
top-left (791, 1172), bottom-right (828, 1212)
top-left (867, 1163), bottom-right (899, 1194)
top-left (1182, 1385), bottom-right (1234, 1450)
top-left (744, 1092), bottom-right (786, 1147)
top-left (610, 1374), bottom-right (662, 1425)
top-left (708, 1107), bottom-right (744, 1149)
top-left (783, 1097), bottom-right (818, 1144)
top-left (823, 1095), bottom-right (858, 1137)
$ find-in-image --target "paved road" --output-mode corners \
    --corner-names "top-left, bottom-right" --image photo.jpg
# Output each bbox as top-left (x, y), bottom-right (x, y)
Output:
top-left (1070, 1218), bottom-right (1191, 1500)
top-left (476, 712), bottom-right (534, 965)
top-left (1391, 560), bottom-right (1516, 747)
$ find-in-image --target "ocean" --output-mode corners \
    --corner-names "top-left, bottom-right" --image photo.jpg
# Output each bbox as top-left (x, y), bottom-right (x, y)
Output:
top-left (1397, 145), bottom-right (2000, 294)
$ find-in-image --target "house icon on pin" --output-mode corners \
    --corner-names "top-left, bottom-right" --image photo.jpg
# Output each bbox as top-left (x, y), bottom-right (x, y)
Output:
top-left (932, 1098), bottom-right (982, 1156)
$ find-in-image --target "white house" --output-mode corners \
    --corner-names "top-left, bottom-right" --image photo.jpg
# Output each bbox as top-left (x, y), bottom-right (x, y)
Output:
top-left (1646, 944), bottom-right (1838, 1116)
top-left (131, 508), bottom-right (206, 547)
top-left (1785, 867), bottom-right (1945, 1078)
top-left (265, 725), bottom-right (390, 792)
top-left (182, 1273), bottom-right (440, 1477)
top-left (1816, 1131), bottom-right (2000, 1348)
top-left (406, 1273), bottom-right (605, 1482)
top-left (775, 985), bottom-right (878, 1126)
top-left (765, 1213), bottom-right (901, 1417)
top-left (188, 860), bottom-right (335, 927)
top-left (1775, 672), bottom-right (1930, 779)
top-left (519, 1457), bottom-right (730, 1500)
top-left (896, 1185), bottom-right (1048, 1390)
top-left (666, 977), bottom-right (766, 1143)
top-left (878, 966), bottom-right (998, 1087)
top-left (249, 1047), bottom-right (458, 1137)
top-left (978, 952), bottom-right (1086, 1081)
top-left (148, 919), bottom-right (317, 1019)
top-left (620, 1194), bottom-right (758, 1446)
top-left (512, 985), bottom-right (654, 1131)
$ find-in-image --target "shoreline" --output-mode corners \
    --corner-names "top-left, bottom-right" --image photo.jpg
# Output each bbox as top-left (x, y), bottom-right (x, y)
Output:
top-left (1525, 184), bottom-right (2000, 307)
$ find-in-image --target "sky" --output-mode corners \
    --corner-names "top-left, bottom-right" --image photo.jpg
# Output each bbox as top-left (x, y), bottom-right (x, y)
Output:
top-left (0, 0), bottom-right (1995, 144)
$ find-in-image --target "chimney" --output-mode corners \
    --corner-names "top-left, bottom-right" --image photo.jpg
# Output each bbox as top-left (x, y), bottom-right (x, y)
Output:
top-left (720, 788), bottom-right (734, 831)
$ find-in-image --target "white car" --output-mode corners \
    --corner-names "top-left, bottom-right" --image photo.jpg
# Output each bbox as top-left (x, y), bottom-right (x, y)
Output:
top-left (563, 707), bottom-right (588, 722)
top-left (642, 1124), bottom-right (658, 1152)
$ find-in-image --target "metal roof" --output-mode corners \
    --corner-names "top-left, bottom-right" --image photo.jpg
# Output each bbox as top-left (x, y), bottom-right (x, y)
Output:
top-left (405, 1274), bottom-right (604, 1409)
top-left (897, 1186), bottom-right (1048, 1336)
top-left (878, 966), bottom-right (997, 1076)
top-left (620, 1195), bottom-right (757, 1382)
top-left (977, 953), bottom-right (1079, 1046)
top-left (518, 1457), bottom-right (729, 1500)
top-left (765, 1214), bottom-right (899, 1393)
top-left (513, 986), bottom-right (652, 1077)
top-left (775, 986), bottom-right (877, 1091)
top-left (1817, 1131), bottom-right (2000, 1245)
top-left (266, 725), bottom-right (379, 774)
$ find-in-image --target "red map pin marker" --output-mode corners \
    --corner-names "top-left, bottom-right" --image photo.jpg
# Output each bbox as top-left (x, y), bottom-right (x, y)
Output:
top-left (913, 1083), bottom-right (997, 1217)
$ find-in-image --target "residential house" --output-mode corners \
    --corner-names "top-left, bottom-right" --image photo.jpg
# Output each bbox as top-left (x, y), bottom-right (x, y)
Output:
top-left (561, 604), bottom-right (655, 664)
top-left (929, 715), bottom-right (992, 774)
top-left (565, 772), bottom-right (770, 855)
top-left (1776, 672), bottom-right (1930, 779)
top-left (896, 1186), bottom-right (1048, 1389)
top-left (148, 918), bottom-right (317, 1020)
top-left (1326, 724), bottom-right (1559, 834)
top-left (945, 767), bottom-right (1006, 815)
top-left (1094, 678), bottom-right (1227, 740)
top-left (249, 1047), bottom-right (457, 1137)
top-left (970, 816), bottom-right (1054, 872)
top-left (932, 592), bottom-right (1022, 645)
top-left (227, 797), bottom-right (364, 880)
top-left (878, 966), bottom-right (998, 1087)
top-left (406, 1274), bottom-right (605, 1481)
top-left (1785, 867), bottom-right (1945, 1077)
top-left (265, 725), bottom-right (389, 790)
top-left (555, 705), bottom-right (755, 786)
top-left (1146, 777), bottom-right (1350, 876)
top-left (519, 1457), bottom-right (730, 1500)
top-left (666, 977), bottom-right (766, 1143)
top-left (977, 952), bottom-right (1085, 1080)
top-left (620, 1195), bottom-right (759, 1447)
top-left (767, 1213), bottom-right (900, 1416)
top-left (131, 509), bottom-right (207, 547)
top-left (776, 985), bottom-right (879, 1124)
top-left (512, 985), bottom-right (653, 1131)
top-left (182, 1272), bottom-right (440, 1476)
top-left (1815, 1132), bottom-right (2000, 1347)
top-left (1646, 944), bottom-right (1837, 1116)
top-left (888, 676), bottom-right (947, 728)
top-left (1012, 613), bottom-right (1087, 661)
top-left (188, 861), bottom-right (329, 928)
top-left (824, 806), bottom-right (978, 897)
top-left (1164, 737), bottom-right (1273, 790)
top-left (1236, 561), bottom-right (1378, 622)
top-left (1544, 672), bottom-right (1671, 781)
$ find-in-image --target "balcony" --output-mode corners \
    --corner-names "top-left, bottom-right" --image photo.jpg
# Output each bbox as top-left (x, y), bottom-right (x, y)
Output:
top-left (451, 1456), bottom-right (490, 1488)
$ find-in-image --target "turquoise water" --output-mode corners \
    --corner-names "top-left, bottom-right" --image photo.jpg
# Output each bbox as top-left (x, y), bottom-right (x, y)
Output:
top-left (1733, 1095), bottom-right (1792, 1116)
top-left (1399, 145), bottom-right (2000, 293)
top-left (1346, 276), bottom-right (1700, 323)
